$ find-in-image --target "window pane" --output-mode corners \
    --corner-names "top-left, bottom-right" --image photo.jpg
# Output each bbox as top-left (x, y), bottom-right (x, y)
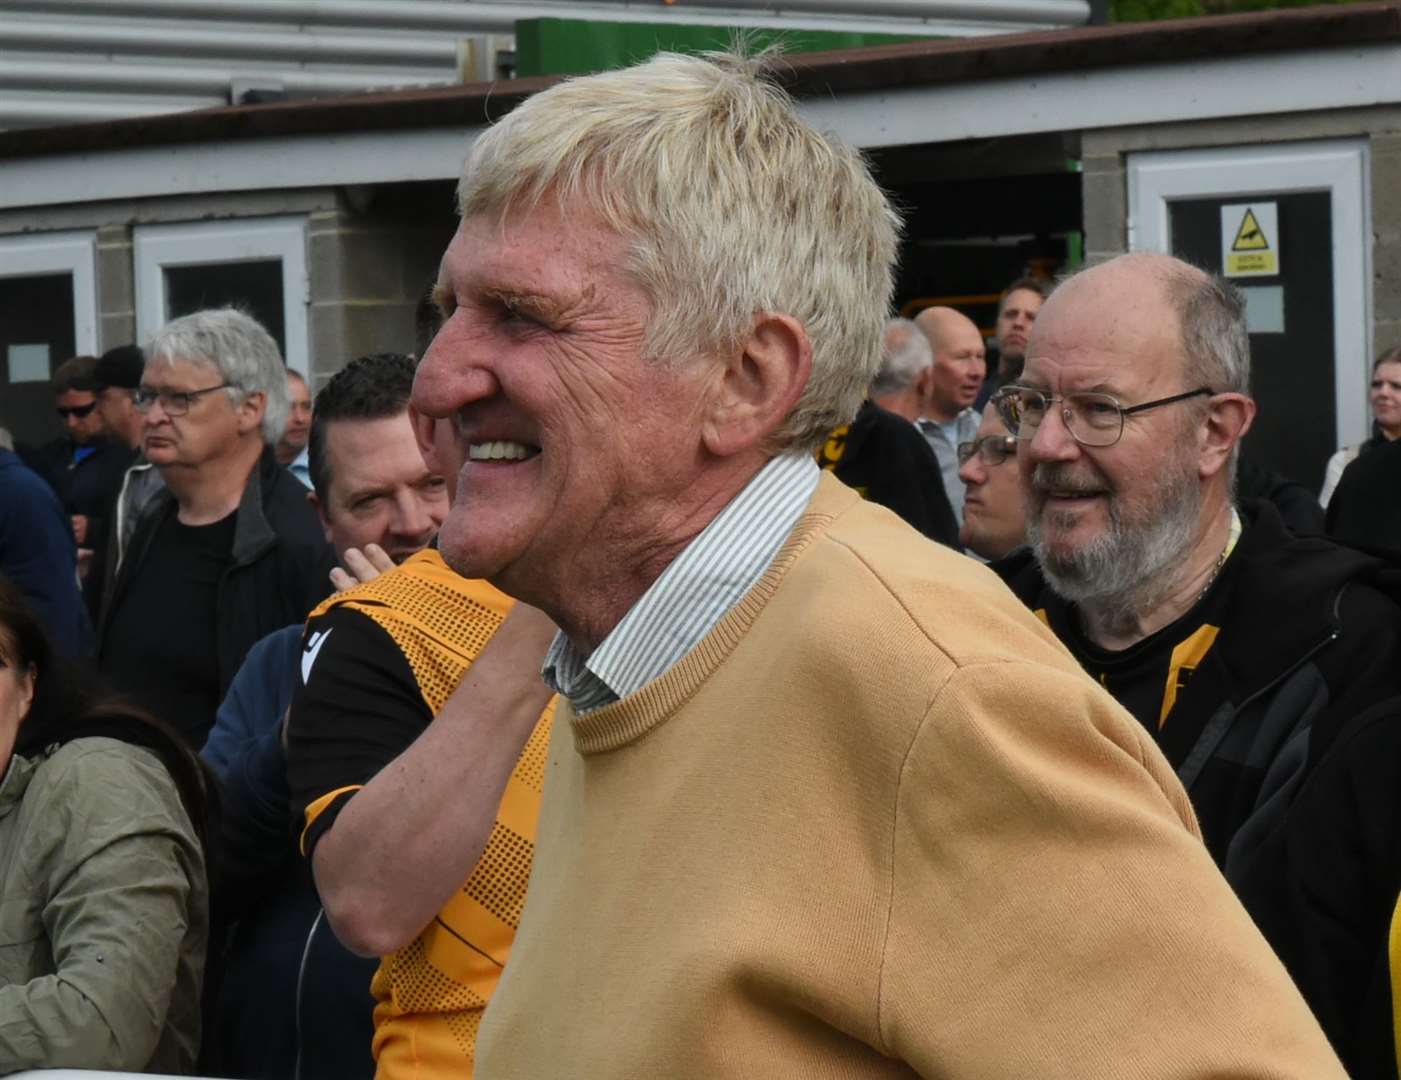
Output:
top-left (0, 273), bottom-right (75, 448)
top-left (164, 260), bottom-right (286, 358)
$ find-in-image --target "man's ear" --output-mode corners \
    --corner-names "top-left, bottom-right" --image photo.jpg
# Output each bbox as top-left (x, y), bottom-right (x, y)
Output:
top-left (701, 312), bottom-right (812, 458)
top-left (237, 390), bottom-right (267, 435)
top-left (914, 365), bottom-right (936, 405)
top-left (1199, 392), bottom-right (1256, 480)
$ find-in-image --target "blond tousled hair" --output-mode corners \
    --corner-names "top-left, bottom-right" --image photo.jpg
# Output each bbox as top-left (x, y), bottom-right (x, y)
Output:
top-left (456, 50), bottom-right (901, 452)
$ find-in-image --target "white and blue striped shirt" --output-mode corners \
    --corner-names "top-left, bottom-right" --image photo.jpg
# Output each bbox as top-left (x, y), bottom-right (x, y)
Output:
top-left (542, 453), bottom-right (819, 715)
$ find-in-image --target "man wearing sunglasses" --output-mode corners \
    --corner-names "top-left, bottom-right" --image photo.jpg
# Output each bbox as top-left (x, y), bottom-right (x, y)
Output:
top-left (31, 356), bottom-right (134, 588)
top-left (995, 251), bottom-right (1401, 1078)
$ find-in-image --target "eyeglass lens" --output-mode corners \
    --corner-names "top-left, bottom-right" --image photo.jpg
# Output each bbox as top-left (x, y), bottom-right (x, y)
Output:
top-left (958, 436), bottom-right (1017, 466)
top-left (56, 403), bottom-right (97, 419)
top-left (997, 389), bottom-right (1124, 447)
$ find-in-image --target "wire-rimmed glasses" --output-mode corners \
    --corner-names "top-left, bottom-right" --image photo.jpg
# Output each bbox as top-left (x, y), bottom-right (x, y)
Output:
top-left (991, 385), bottom-right (1213, 448)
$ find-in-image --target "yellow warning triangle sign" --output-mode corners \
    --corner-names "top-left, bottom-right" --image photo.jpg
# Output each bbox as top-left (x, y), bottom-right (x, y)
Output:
top-left (1231, 209), bottom-right (1269, 252)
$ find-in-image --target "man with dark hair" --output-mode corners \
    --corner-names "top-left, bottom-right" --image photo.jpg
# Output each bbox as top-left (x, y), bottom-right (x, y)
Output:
top-left (997, 251), bottom-right (1401, 1075)
top-left (202, 352), bottom-right (454, 1079)
top-left (975, 277), bottom-right (1048, 410)
top-left (305, 353), bottom-right (448, 570)
top-left (27, 356), bottom-right (137, 603)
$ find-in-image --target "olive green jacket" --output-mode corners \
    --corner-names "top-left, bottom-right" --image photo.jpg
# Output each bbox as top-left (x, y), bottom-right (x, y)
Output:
top-left (0, 737), bottom-right (207, 1073)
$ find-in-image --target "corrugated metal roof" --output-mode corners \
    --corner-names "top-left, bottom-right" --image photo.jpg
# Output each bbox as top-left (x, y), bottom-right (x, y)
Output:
top-left (0, 0), bottom-right (1090, 129)
top-left (2, 0), bottom-right (1394, 161)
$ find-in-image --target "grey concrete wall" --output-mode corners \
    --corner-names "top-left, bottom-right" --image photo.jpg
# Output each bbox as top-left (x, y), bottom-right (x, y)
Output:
top-left (1371, 131), bottom-right (1401, 354)
top-left (306, 204), bottom-right (456, 391)
top-left (96, 223), bottom-right (135, 350)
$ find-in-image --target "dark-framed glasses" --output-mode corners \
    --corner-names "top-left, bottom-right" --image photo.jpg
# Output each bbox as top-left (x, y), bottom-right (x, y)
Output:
top-left (55, 402), bottom-right (97, 420)
top-left (133, 382), bottom-right (231, 416)
top-left (992, 385), bottom-right (1214, 448)
top-left (957, 434), bottom-right (1019, 466)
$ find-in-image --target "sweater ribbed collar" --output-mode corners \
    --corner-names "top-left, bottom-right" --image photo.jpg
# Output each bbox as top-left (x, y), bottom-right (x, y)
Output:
top-left (565, 473), bottom-right (858, 755)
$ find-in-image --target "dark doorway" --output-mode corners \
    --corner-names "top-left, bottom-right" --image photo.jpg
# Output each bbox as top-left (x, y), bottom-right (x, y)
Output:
top-left (1170, 191), bottom-right (1334, 492)
top-left (0, 273), bottom-right (76, 449)
top-left (164, 259), bottom-right (287, 358)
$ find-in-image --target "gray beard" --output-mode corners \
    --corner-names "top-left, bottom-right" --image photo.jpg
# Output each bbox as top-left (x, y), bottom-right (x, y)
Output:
top-left (1028, 457), bottom-right (1203, 640)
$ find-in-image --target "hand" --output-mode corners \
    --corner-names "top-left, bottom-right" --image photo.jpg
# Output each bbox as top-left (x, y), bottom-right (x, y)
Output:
top-left (71, 514), bottom-right (89, 545)
top-left (76, 548), bottom-right (94, 580)
top-left (330, 544), bottom-right (397, 591)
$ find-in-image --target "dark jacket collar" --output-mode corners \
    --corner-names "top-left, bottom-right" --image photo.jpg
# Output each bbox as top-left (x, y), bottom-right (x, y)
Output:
top-left (229, 447), bottom-right (283, 567)
top-left (1000, 500), bottom-right (1396, 703)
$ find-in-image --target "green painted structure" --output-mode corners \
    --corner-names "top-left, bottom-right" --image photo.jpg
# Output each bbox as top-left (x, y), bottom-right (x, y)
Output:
top-left (515, 18), bottom-right (924, 78)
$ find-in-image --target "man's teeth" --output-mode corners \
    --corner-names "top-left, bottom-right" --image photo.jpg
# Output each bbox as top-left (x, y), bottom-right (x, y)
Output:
top-left (468, 440), bottom-right (533, 461)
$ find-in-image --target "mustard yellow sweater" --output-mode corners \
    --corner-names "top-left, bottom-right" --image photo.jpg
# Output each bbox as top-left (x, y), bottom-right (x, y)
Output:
top-left (476, 474), bottom-right (1343, 1078)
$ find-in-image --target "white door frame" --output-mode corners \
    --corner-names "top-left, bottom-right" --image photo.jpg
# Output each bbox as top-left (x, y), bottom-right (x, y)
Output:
top-left (0, 230), bottom-right (99, 356)
top-left (133, 216), bottom-right (309, 374)
top-left (1127, 138), bottom-right (1372, 447)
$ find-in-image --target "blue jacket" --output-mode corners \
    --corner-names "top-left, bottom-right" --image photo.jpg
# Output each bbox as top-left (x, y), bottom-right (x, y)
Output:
top-left (201, 623), bottom-right (377, 1079)
top-left (0, 449), bottom-right (90, 656)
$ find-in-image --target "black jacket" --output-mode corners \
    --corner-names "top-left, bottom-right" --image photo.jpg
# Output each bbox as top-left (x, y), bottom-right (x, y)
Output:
top-left (98, 447), bottom-right (335, 700)
top-left (999, 500), bottom-right (1401, 1077)
top-left (818, 400), bottom-right (960, 549)
top-left (1328, 435), bottom-right (1401, 554)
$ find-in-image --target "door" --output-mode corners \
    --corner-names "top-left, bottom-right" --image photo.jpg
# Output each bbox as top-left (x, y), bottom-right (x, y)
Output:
top-left (0, 232), bottom-right (98, 449)
top-left (1128, 140), bottom-right (1371, 495)
top-left (1170, 192), bottom-right (1334, 490)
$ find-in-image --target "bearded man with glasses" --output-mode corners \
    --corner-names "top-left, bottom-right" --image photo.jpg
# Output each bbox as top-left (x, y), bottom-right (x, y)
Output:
top-left (996, 251), bottom-right (1401, 1078)
top-left (96, 308), bottom-right (334, 748)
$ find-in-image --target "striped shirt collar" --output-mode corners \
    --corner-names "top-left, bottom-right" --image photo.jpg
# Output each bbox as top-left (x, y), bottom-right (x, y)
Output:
top-left (542, 452), bottom-right (819, 715)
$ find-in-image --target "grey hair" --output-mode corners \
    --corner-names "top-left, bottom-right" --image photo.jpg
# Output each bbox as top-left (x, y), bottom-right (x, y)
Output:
top-left (144, 307), bottom-right (289, 444)
top-left (872, 317), bottom-right (932, 396)
top-left (456, 49), bottom-right (901, 453)
top-left (1168, 270), bottom-right (1251, 395)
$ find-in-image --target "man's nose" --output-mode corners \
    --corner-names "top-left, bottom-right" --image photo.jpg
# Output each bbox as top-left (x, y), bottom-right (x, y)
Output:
top-left (1026, 406), bottom-right (1080, 463)
top-left (411, 320), bottom-right (500, 420)
top-left (390, 491), bottom-right (435, 540)
top-left (958, 456), bottom-right (985, 487)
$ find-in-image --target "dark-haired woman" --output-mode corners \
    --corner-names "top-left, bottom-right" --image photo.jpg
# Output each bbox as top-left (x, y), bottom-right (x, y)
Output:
top-left (0, 579), bottom-right (210, 1072)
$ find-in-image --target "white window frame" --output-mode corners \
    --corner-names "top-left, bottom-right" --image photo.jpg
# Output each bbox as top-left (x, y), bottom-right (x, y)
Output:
top-left (1127, 138), bottom-right (1372, 447)
top-left (133, 216), bottom-right (309, 374)
top-left (0, 230), bottom-right (98, 357)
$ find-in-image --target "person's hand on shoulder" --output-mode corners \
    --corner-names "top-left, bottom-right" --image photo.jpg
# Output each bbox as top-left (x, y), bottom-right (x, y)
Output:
top-left (330, 543), bottom-right (396, 591)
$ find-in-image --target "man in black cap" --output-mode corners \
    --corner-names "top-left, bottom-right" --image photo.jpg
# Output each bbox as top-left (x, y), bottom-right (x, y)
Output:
top-left (85, 345), bottom-right (166, 616)
top-left (94, 345), bottom-right (146, 454)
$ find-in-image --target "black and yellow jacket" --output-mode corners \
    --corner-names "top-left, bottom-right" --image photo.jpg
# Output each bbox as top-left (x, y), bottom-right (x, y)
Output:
top-left (287, 550), bottom-right (554, 1077)
top-left (1000, 499), bottom-right (1401, 1078)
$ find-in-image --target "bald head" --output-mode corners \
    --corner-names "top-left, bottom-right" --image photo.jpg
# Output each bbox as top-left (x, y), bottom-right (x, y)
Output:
top-left (1031, 253), bottom-right (1250, 397)
top-left (914, 306), bottom-right (986, 421)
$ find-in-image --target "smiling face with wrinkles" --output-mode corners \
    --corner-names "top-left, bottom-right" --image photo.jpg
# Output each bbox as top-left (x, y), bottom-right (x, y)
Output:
top-left (410, 203), bottom-right (720, 640)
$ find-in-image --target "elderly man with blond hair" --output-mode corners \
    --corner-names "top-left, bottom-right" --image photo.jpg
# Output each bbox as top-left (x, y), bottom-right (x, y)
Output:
top-left (370, 51), bottom-right (1346, 1079)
